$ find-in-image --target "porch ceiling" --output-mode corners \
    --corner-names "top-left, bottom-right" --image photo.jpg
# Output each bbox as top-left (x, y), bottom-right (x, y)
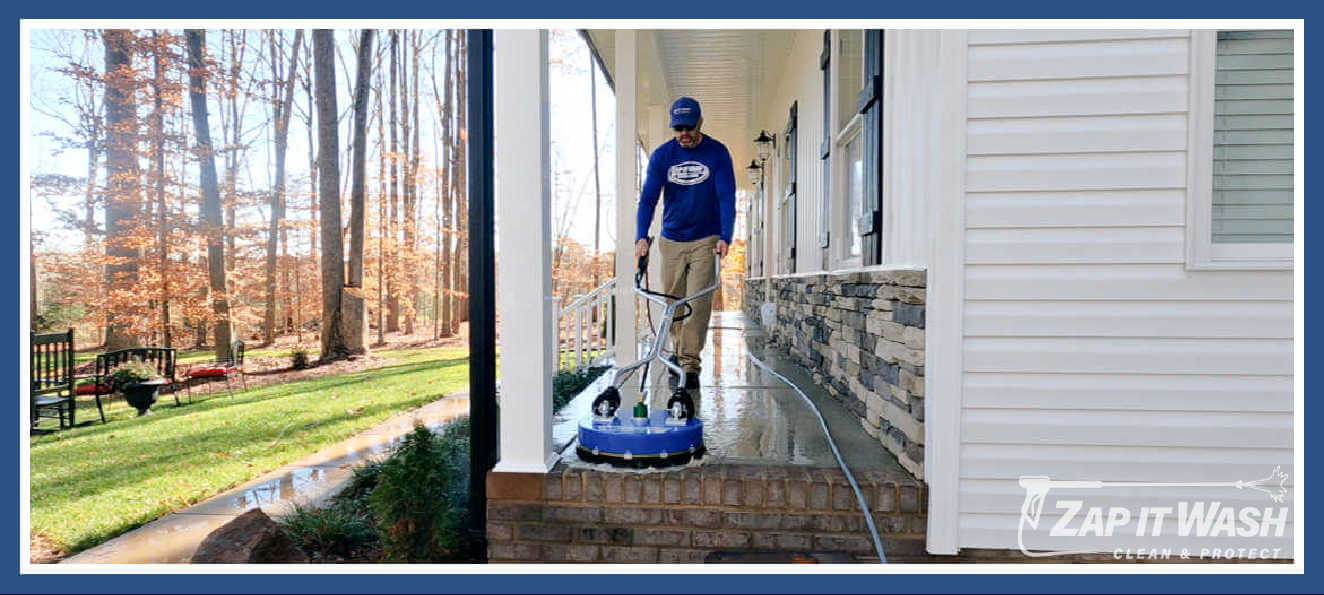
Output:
top-left (586, 29), bottom-right (795, 171)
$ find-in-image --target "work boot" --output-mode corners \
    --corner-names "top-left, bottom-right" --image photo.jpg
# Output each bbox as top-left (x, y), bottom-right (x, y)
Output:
top-left (684, 371), bottom-right (700, 390)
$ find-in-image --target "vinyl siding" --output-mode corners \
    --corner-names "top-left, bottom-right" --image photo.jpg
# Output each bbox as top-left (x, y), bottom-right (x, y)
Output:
top-left (960, 30), bottom-right (1294, 556)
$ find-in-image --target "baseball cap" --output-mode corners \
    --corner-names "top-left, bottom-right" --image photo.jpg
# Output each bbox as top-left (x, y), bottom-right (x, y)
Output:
top-left (669, 97), bottom-right (701, 128)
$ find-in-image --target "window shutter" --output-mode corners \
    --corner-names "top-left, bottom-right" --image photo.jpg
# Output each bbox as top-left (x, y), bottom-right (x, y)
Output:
top-left (859, 29), bottom-right (884, 265)
top-left (1213, 30), bottom-right (1294, 244)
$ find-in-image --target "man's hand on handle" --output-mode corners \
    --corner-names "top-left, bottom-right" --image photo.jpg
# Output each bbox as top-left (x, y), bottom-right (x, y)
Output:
top-left (635, 238), bottom-right (650, 259)
top-left (714, 240), bottom-right (728, 258)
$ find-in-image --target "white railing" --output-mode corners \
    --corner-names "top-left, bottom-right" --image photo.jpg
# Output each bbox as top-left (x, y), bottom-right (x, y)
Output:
top-left (553, 277), bottom-right (616, 372)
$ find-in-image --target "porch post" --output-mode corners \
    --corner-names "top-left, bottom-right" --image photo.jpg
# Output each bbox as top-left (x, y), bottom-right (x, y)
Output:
top-left (614, 30), bottom-right (640, 401)
top-left (466, 29), bottom-right (497, 546)
top-left (493, 29), bottom-right (556, 473)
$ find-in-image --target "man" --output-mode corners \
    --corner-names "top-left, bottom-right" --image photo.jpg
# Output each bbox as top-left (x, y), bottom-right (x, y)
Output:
top-left (635, 96), bottom-right (736, 391)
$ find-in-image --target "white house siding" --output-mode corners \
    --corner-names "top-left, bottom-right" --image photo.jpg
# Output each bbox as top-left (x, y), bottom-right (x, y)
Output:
top-left (959, 30), bottom-right (1294, 556)
top-left (880, 30), bottom-right (940, 267)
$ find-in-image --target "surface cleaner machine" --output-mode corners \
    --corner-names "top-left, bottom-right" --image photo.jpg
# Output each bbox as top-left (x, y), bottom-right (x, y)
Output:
top-left (576, 243), bottom-right (721, 468)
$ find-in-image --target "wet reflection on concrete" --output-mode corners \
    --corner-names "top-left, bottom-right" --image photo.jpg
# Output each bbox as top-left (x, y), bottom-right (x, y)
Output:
top-left (61, 394), bottom-right (469, 565)
top-left (557, 312), bottom-right (901, 473)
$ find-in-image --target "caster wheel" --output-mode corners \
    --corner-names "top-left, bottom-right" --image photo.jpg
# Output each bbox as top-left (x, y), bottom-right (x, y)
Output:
top-left (591, 386), bottom-right (621, 418)
top-left (666, 389), bottom-right (695, 421)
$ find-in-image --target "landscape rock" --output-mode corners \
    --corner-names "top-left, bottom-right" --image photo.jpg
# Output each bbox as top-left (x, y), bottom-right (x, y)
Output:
top-left (191, 508), bottom-right (308, 564)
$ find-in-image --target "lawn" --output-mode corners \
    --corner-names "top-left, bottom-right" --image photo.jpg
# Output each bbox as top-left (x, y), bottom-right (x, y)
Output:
top-left (30, 346), bottom-right (472, 557)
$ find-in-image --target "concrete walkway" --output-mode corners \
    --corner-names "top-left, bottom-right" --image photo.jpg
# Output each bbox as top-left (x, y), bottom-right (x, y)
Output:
top-left (60, 394), bottom-right (470, 564)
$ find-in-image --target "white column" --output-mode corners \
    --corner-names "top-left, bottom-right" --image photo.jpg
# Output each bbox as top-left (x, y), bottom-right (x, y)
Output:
top-left (646, 103), bottom-right (668, 288)
top-left (494, 29), bottom-right (556, 474)
top-left (614, 31), bottom-right (641, 402)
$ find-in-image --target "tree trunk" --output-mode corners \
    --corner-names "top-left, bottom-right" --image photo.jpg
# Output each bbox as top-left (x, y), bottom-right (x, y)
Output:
top-left (186, 29), bottom-right (233, 361)
top-left (152, 31), bottom-right (172, 348)
top-left (436, 30), bottom-right (452, 341)
top-left (404, 31), bottom-right (420, 335)
top-left (431, 30), bottom-right (456, 338)
top-left (265, 29), bottom-right (303, 346)
top-left (375, 35), bottom-right (387, 346)
top-left (304, 33), bottom-right (319, 336)
top-left (313, 29), bottom-right (349, 362)
top-left (456, 33), bottom-right (469, 326)
top-left (386, 30), bottom-right (400, 334)
top-left (102, 29), bottom-right (142, 350)
top-left (222, 31), bottom-right (245, 287)
top-left (343, 29), bottom-right (374, 355)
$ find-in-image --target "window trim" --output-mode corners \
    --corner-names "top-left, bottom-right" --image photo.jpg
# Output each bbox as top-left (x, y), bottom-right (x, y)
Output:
top-left (833, 115), bottom-right (865, 269)
top-left (827, 29), bottom-right (869, 270)
top-left (1185, 29), bottom-right (1293, 271)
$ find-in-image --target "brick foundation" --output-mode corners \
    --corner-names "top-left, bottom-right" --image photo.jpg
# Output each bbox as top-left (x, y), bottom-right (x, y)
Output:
top-left (487, 464), bottom-right (927, 563)
top-left (744, 270), bottom-right (926, 478)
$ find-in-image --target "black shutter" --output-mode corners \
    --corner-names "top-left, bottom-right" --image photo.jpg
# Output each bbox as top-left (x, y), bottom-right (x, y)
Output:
top-left (785, 101), bottom-right (798, 273)
top-left (859, 30), bottom-right (884, 266)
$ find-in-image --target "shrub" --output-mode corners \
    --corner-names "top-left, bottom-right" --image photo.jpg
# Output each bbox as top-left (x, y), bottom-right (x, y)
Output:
top-left (337, 459), bottom-right (382, 507)
top-left (279, 502), bottom-right (375, 562)
top-left (368, 418), bottom-right (470, 561)
top-left (552, 365), bottom-right (608, 411)
top-left (290, 347), bottom-right (311, 370)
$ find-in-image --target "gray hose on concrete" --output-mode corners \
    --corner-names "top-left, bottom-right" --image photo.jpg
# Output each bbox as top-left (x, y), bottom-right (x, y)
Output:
top-left (747, 352), bottom-right (887, 564)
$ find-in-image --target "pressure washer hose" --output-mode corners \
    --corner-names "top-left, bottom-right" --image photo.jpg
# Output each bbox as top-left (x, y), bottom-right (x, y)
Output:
top-left (746, 353), bottom-right (888, 564)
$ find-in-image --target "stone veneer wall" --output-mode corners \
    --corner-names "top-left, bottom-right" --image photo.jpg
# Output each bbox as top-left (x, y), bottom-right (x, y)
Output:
top-left (743, 270), bottom-right (927, 478)
top-left (486, 463), bottom-right (927, 563)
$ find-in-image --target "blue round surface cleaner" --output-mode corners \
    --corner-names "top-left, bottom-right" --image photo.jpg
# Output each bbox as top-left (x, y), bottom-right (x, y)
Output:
top-left (577, 408), bottom-right (704, 468)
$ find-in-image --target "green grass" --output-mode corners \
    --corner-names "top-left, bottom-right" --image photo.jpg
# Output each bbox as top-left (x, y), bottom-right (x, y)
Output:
top-left (30, 346), bottom-right (472, 557)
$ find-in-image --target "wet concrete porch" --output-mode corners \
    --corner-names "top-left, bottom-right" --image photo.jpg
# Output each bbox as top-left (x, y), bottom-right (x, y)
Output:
top-left (554, 311), bottom-right (911, 475)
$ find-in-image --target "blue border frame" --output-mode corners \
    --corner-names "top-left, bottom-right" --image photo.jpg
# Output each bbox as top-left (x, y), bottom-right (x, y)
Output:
top-left (7, 2), bottom-right (1314, 592)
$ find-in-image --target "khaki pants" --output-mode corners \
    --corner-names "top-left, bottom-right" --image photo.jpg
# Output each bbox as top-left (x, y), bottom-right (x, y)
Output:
top-left (658, 235), bottom-right (719, 373)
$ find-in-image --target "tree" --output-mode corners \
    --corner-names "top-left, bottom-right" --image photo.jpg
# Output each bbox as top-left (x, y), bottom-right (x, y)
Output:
top-left (386, 30), bottom-right (401, 334)
top-left (101, 29), bottom-right (142, 350)
top-left (186, 29), bottom-right (233, 361)
top-left (429, 30), bottom-right (453, 339)
top-left (375, 33), bottom-right (388, 346)
top-left (264, 29), bottom-right (303, 345)
top-left (343, 29), bottom-right (375, 354)
top-left (313, 29), bottom-right (349, 361)
top-left (403, 30), bottom-right (421, 335)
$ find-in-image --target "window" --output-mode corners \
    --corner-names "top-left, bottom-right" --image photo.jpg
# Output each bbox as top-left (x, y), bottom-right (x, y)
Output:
top-left (824, 29), bottom-right (880, 269)
top-left (1187, 29), bottom-right (1294, 269)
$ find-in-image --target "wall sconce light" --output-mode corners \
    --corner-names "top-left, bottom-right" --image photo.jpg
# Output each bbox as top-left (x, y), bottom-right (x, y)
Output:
top-left (754, 130), bottom-right (776, 163)
top-left (745, 160), bottom-right (762, 187)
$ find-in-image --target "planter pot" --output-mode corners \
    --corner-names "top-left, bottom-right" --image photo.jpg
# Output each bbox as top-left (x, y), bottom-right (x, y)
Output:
top-left (120, 379), bottom-right (167, 416)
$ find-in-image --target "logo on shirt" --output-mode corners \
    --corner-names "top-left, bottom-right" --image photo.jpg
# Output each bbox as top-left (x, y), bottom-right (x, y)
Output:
top-left (667, 161), bottom-right (710, 186)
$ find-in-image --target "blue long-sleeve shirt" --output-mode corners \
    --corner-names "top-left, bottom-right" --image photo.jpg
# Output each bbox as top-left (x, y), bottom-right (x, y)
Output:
top-left (635, 136), bottom-right (736, 245)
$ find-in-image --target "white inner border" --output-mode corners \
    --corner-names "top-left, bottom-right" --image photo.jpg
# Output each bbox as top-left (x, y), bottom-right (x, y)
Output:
top-left (21, 17), bottom-right (1303, 576)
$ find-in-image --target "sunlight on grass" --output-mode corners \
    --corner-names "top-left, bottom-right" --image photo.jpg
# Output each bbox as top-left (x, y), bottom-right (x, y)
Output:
top-left (30, 347), bottom-right (471, 556)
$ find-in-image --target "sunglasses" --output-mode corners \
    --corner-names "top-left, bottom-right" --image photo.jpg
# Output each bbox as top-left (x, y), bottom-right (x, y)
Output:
top-left (673, 125), bottom-right (696, 132)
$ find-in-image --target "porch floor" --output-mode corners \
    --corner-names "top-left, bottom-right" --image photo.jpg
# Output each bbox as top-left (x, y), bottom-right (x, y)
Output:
top-left (554, 311), bottom-right (909, 474)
